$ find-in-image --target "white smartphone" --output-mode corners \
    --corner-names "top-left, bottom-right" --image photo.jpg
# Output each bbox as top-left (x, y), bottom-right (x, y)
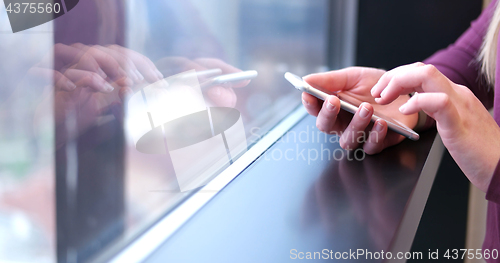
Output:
top-left (284, 72), bottom-right (419, 141)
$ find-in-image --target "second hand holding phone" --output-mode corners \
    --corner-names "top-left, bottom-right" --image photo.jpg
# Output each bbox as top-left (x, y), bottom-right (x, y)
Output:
top-left (284, 72), bottom-right (419, 141)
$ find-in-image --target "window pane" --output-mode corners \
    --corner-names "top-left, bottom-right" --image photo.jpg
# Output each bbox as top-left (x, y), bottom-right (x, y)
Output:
top-left (0, 0), bottom-right (328, 261)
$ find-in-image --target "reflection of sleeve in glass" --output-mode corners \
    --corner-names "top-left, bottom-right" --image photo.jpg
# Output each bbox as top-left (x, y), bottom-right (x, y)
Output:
top-left (126, 70), bottom-right (247, 192)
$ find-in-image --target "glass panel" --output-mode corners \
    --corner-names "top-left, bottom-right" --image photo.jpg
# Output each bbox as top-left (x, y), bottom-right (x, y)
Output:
top-left (0, 0), bottom-right (328, 261)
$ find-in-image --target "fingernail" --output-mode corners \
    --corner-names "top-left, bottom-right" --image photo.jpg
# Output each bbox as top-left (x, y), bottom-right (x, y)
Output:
top-left (127, 69), bottom-right (138, 81)
top-left (339, 137), bottom-right (346, 148)
top-left (375, 98), bottom-right (382, 104)
top-left (326, 101), bottom-right (336, 111)
top-left (155, 69), bottom-right (164, 79)
top-left (135, 69), bottom-right (144, 81)
top-left (66, 80), bottom-right (76, 90)
top-left (302, 99), bottom-right (309, 106)
top-left (359, 105), bottom-right (370, 118)
top-left (371, 87), bottom-right (377, 97)
top-left (399, 104), bottom-right (406, 112)
top-left (104, 83), bottom-right (114, 92)
top-left (97, 68), bottom-right (107, 79)
top-left (376, 121), bottom-right (384, 131)
top-left (380, 88), bottom-right (387, 98)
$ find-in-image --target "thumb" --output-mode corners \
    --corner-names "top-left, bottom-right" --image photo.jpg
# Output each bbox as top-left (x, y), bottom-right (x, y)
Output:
top-left (303, 67), bottom-right (362, 94)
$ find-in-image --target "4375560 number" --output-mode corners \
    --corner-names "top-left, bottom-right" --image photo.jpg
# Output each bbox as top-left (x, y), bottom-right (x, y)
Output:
top-left (6, 2), bottom-right (61, 14)
top-left (443, 249), bottom-right (498, 260)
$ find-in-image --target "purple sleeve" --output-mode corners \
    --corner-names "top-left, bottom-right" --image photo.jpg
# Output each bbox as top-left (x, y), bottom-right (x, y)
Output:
top-left (424, 0), bottom-right (496, 109)
top-left (487, 162), bottom-right (500, 204)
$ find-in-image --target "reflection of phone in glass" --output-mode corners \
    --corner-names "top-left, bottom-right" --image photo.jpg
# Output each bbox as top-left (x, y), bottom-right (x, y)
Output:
top-left (284, 72), bottom-right (419, 141)
top-left (200, 70), bottom-right (258, 89)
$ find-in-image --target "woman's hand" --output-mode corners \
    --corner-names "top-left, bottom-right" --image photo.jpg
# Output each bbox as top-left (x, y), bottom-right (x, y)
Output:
top-left (371, 62), bottom-right (500, 192)
top-left (303, 67), bottom-right (419, 155)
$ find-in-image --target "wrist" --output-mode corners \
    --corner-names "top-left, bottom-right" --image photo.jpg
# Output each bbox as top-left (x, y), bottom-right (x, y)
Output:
top-left (469, 147), bottom-right (500, 193)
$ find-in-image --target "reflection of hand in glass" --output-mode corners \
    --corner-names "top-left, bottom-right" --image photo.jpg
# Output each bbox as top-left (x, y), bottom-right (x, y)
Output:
top-left (32, 43), bottom-right (163, 92)
top-left (156, 57), bottom-right (251, 107)
top-left (29, 43), bottom-right (252, 147)
top-left (303, 149), bottom-right (417, 250)
top-left (31, 43), bottom-right (165, 147)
